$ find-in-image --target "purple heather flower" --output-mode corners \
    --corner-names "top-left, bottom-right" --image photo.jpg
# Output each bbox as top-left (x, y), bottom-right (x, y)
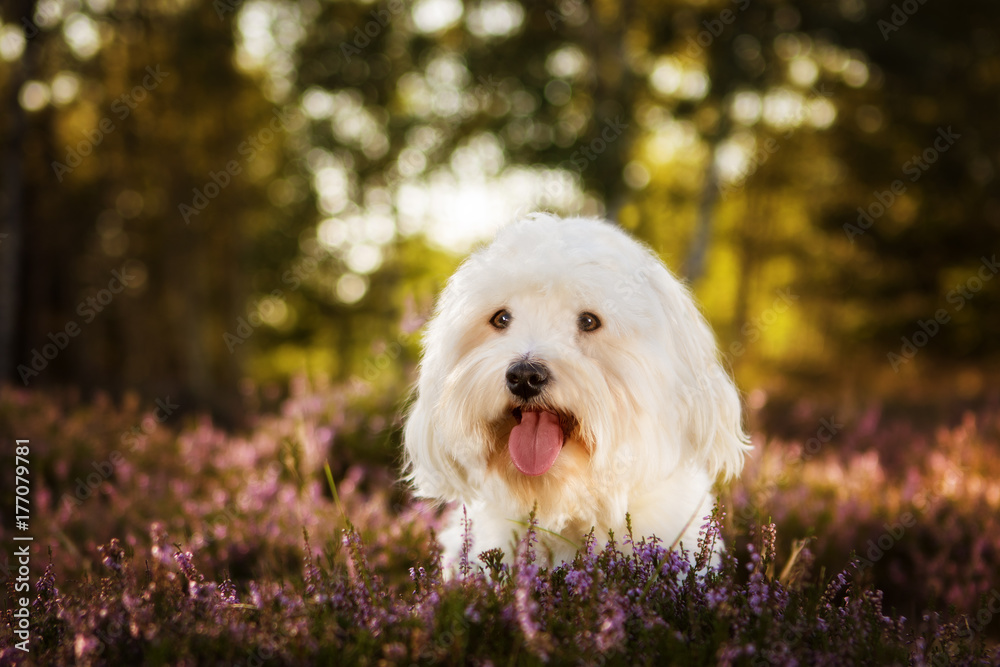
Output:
top-left (514, 577), bottom-right (542, 644)
top-left (173, 549), bottom-right (203, 583)
top-left (459, 506), bottom-right (474, 579)
top-left (33, 559), bottom-right (60, 613)
top-left (99, 539), bottom-right (126, 573)
top-left (219, 576), bottom-right (238, 605)
top-left (706, 586), bottom-right (728, 608)
top-left (594, 597), bottom-right (626, 653)
top-left (564, 568), bottom-right (592, 596)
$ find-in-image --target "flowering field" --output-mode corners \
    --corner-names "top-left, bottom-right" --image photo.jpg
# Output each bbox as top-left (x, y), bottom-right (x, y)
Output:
top-left (2, 382), bottom-right (999, 665)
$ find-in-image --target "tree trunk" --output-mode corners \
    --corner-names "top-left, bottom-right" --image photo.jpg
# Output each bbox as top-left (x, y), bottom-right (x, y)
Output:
top-left (684, 148), bottom-right (720, 282)
top-left (0, 0), bottom-right (38, 383)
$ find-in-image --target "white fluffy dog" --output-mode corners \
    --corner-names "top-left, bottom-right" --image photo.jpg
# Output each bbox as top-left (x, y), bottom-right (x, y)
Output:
top-left (404, 213), bottom-right (749, 569)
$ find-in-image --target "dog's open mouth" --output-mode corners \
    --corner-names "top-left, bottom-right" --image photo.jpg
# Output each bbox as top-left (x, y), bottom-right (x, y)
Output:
top-left (508, 407), bottom-right (566, 476)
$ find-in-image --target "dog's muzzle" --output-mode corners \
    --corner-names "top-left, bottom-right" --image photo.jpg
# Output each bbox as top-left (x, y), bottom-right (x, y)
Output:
top-left (505, 360), bottom-right (550, 400)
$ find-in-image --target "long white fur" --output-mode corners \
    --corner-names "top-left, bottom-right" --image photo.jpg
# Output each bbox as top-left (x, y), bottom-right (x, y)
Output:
top-left (403, 213), bottom-right (750, 569)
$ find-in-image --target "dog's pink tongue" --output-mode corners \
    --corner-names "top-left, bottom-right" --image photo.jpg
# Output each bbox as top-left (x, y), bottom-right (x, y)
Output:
top-left (508, 410), bottom-right (564, 476)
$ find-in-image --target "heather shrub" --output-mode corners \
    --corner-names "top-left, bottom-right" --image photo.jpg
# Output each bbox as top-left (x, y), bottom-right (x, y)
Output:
top-left (1, 384), bottom-right (999, 664)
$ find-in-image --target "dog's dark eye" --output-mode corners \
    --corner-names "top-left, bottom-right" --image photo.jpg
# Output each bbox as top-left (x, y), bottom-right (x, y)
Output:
top-left (490, 309), bottom-right (512, 330)
top-left (577, 312), bottom-right (601, 332)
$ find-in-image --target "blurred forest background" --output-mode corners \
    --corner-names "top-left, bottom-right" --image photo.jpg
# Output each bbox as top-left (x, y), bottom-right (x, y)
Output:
top-left (2, 0), bottom-right (999, 435)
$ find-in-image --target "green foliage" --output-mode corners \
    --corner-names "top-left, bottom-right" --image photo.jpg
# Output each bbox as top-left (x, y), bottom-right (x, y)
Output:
top-left (2, 0), bottom-right (999, 414)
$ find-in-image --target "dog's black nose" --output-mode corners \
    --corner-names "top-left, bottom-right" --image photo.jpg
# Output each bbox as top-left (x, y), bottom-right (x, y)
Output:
top-left (506, 361), bottom-right (550, 400)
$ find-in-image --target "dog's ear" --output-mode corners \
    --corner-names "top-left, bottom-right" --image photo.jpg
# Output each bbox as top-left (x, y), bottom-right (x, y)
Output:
top-left (649, 262), bottom-right (751, 480)
top-left (403, 367), bottom-right (470, 503)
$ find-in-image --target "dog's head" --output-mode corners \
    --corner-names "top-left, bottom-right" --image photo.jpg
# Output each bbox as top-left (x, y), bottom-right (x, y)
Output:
top-left (404, 214), bottom-right (749, 516)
